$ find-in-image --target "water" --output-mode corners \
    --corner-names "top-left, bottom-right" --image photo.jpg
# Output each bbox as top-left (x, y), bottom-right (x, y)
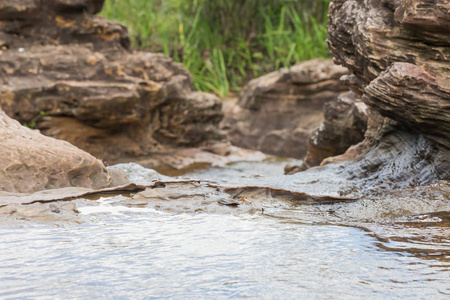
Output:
top-left (1, 213), bottom-right (449, 299)
top-left (0, 161), bottom-right (449, 299)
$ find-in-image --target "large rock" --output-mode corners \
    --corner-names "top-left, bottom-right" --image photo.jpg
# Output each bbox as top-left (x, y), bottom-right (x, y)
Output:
top-left (319, 0), bottom-right (450, 184)
top-left (328, 0), bottom-right (450, 150)
top-left (304, 91), bottom-right (368, 168)
top-left (363, 62), bottom-right (450, 149)
top-left (0, 110), bottom-right (126, 193)
top-left (222, 59), bottom-right (349, 158)
top-left (0, 0), bottom-right (225, 165)
top-left (0, 0), bottom-right (127, 50)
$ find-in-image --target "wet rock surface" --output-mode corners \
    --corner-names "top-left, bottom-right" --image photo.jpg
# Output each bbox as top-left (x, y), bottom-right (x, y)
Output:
top-left (0, 201), bottom-right (80, 223)
top-left (0, 0), bottom-right (225, 165)
top-left (222, 59), bottom-right (349, 158)
top-left (1, 0), bottom-right (449, 226)
top-left (0, 110), bottom-right (127, 193)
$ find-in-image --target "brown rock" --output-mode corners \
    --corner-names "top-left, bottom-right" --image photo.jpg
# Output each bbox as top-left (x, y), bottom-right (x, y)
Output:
top-left (328, 0), bottom-right (450, 96)
top-left (363, 62), bottom-right (450, 149)
top-left (304, 91), bottom-right (368, 167)
top-left (222, 59), bottom-right (349, 158)
top-left (326, 0), bottom-right (450, 184)
top-left (0, 0), bottom-right (128, 50)
top-left (0, 110), bottom-right (127, 193)
top-left (0, 2), bottom-right (225, 165)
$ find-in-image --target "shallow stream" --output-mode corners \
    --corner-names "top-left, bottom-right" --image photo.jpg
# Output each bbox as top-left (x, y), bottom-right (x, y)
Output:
top-left (1, 160), bottom-right (449, 299)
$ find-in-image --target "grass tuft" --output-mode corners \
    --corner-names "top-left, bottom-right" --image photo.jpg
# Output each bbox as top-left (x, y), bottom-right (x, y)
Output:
top-left (102, 0), bottom-right (331, 97)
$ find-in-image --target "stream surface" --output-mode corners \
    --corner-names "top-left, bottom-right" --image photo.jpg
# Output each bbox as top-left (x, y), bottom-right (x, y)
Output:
top-left (1, 161), bottom-right (449, 299)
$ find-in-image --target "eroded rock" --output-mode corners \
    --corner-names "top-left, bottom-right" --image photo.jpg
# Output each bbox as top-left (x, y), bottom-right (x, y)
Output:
top-left (363, 62), bottom-right (450, 149)
top-left (328, 0), bottom-right (450, 151)
top-left (222, 59), bottom-right (349, 158)
top-left (0, 201), bottom-right (80, 223)
top-left (0, 110), bottom-right (127, 193)
top-left (324, 0), bottom-right (450, 183)
top-left (0, 0), bottom-right (225, 165)
top-left (304, 91), bottom-right (368, 168)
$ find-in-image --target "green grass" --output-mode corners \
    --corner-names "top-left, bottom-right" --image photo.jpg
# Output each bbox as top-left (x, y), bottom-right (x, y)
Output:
top-left (102, 0), bottom-right (331, 97)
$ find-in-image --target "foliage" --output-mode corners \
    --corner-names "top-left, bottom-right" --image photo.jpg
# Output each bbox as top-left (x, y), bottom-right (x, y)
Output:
top-left (24, 111), bottom-right (46, 129)
top-left (102, 0), bottom-right (331, 97)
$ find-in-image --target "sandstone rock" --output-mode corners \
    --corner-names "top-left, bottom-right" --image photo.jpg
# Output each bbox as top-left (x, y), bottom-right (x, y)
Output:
top-left (0, 0), bottom-right (225, 165)
top-left (0, 0), bottom-right (128, 50)
top-left (363, 62), bottom-right (450, 149)
top-left (328, 0), bottom-right (450, 95)
top-left (328, 0), bottom-right (450, 151)
top-left (0, 201), bottom-right (80, 223)
top-left (326, 0), bottom-right (450, 183)
top-left (222, 59), bottom-right (349, 158)
top-left (341, 131), bottom-right (450, 191)
top-left (304, 91), bottom-right (368, 167)
top-left (0, 110), bottom-right (127, 193)
top-left (317, 105), bottom-right (399, 168)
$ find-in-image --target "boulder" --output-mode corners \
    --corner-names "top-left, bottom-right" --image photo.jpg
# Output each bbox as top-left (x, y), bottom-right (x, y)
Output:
top-left (222, 59), bottom-right (349, 158)
top-left (328, 0), bottom-right (450, 150)
top-left (0, 0), bottom-right (225, 165)
top-left (363, 62), bottom-right (450, 149)
top-left (0, 110), bottom-right (127, 193)
top-left (0, 0), bottom-right (128, 50)
top-left (322, 0), bottom-right (450, 183)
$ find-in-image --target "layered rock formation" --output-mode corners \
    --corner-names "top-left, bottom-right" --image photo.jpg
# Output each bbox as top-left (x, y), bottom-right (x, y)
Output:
top-left (222, 59), bottom-right (349, 158)
top-left (0, 0), bottom-right (224, 164)
top-left (328, 0), bottom-right (450, 150)
top-left (0, 110), bottom-right (127, 193)
top-left (321, 0), bottom-right (450, 183)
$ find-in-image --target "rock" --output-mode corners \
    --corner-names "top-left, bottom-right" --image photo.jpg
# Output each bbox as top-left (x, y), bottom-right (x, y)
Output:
top-left (153, 91), bottom-right (224, 146)
top-left (0, 0), bottom-right (225, 165)
top-left (127, 145), bottom-right (268, 177)
top-left (341, 131), bottom-right (450, 191)
top-left (328, 0), bottom-right (450, 150)
top-left (0, 0), bottom-right (128, 50)
top-left (363, 62), bottom-right (450, 149)
top-left (222, 59), bottom-right (349, 158)
top-left (0, 176), bottom-right (355, 223)
top-left (0, 201), bottom-right (80, 223)
top-left (304, 91), bottom-right (368, 168)
top-left (0, 110), bottom-right (127, 193)
top-left (284, 163), bottom-right (307, 175)
top-left (325, 0), bottom-right (450, 183)
top-left (328, 0), bottom-right (450, 96)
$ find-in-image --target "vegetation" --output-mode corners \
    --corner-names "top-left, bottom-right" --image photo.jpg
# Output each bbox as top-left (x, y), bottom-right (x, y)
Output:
top-left (24, 111), bottom-right (46, 129)
top-left (102, 0), bottom-right (331, 97)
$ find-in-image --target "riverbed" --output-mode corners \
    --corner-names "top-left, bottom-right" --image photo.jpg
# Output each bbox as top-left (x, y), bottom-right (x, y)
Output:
top-left (0, 161), bottom-right (449, 299)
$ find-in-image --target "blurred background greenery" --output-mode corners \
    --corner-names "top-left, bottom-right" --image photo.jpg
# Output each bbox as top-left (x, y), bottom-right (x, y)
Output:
top-left (102, 0), bottom-right (331, 97)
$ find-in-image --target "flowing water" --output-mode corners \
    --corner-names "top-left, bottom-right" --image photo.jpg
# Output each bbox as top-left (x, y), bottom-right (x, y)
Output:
top-left (0, 161), bottom-right (449, 299)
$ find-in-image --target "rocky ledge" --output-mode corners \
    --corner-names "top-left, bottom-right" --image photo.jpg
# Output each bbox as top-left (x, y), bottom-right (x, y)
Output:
top-left (0, 0), bottom-right (227, 166)
top-left (222, 59), bottom-right (349, 158)
top-left (328, 0), bottom-right (450, 151)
